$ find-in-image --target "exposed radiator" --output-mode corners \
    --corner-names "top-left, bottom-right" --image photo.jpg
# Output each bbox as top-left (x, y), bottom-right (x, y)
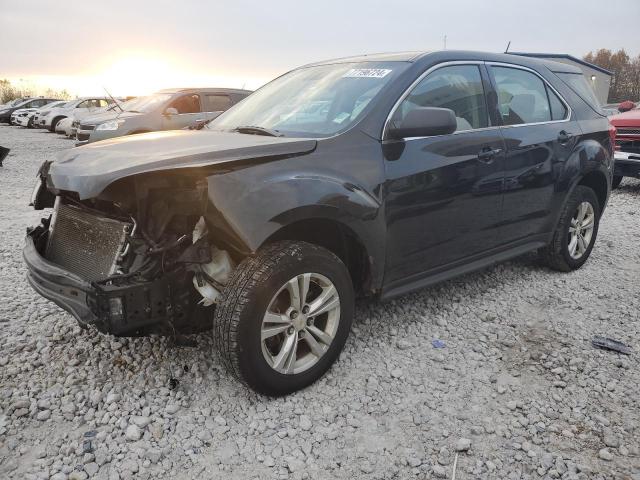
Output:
top-left (46, 199), bottom-right (130, 281)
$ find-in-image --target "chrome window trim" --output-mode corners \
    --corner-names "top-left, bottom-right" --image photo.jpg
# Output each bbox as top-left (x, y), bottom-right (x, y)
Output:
top-left (382, 60), bottom-right (572, 142)
top-left (382, 61), bottom-right (488, 141)
top-left (485, 61), bottom-right (572, 128)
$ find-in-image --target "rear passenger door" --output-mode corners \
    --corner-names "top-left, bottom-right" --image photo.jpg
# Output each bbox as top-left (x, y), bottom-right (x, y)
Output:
top-left (488, 64), bottom-right (578, 243)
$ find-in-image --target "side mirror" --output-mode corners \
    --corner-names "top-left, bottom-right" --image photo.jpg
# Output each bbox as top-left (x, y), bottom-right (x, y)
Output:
top-left (164, 107), bottom-right (179, 116)
top-left (388, 107), bottom-right (457, 139)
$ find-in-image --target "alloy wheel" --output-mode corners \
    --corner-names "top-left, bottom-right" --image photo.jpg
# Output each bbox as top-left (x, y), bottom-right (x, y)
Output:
top-left (568, 201), bottom-right (595, 259)
top-left (261, 273), bottom-right (341, 375)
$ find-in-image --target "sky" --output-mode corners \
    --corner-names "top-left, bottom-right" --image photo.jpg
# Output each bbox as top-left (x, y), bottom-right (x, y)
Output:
top-left (1, 0), bottom-right (639, 97)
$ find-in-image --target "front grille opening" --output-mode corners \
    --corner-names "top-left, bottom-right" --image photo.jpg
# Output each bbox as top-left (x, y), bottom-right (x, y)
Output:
top-left (45, 199), bottom-right (131, 281)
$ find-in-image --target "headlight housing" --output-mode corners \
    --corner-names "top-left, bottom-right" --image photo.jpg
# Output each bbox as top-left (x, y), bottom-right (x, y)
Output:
top-left (96, 119), bottom-right (125, 131)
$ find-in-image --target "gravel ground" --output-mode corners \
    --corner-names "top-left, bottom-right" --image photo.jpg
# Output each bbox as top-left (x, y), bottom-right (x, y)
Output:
top-left (0, 124), bottom-right (639, 480)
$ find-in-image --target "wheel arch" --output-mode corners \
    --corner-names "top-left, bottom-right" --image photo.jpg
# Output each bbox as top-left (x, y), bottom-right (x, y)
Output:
top-left (577, 169), bottom-right (609, 212)
top-left (262, 217), bottom-right (375, 296)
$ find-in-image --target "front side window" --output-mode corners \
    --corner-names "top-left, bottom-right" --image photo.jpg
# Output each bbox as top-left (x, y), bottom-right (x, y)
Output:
top-left (208, 61), bottom-right (407, 137)
top-left (168, 94), bottom-right (201, 114)
top-left (76, 100), bottom-right (90, 109)
top-left (394, 65), bottom-right (489, 132)
top-left (492, 66), bottom-right (553, 125)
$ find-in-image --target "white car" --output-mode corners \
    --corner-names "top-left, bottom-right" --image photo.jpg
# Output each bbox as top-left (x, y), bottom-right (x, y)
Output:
top-left (30, 101), bottom-right (68, 128)
top-left (38, 97), bottom-right (114, 132)
top-left (11, 108), bottom-right (38, 125)
top-left (13, 108), bottom-right (39, 127)
top-left (55, 116), bottom-right (75, 136)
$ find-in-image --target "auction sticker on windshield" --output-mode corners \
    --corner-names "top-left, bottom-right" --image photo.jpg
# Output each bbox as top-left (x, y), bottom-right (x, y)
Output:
top-left (342, 69), bottom-right (392, 78)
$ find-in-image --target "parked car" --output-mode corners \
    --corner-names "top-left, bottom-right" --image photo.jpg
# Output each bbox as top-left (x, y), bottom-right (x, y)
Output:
top-left (13, 101), bottom-right (67, 127)
top-left (29, 101), bottom-right (68, 128)
top-left (12, 107), bottom-right (38, 127)
top-left (0, 97), bottom-right (60, 124)
top-left (71, 99), bottom-right (127, 136)
top-left (75, 88), bottom-right (251, 144)
top-left (25, 50), bottom-right (613, 395)
top-left (609, 108), bottom-right (640, 187)
top-left (37, 97), bottom-right (114, 132)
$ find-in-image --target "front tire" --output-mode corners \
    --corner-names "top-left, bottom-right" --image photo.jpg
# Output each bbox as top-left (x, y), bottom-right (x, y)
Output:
top-left (213, 241), bottom-right (354, 396)
top-left (539, 185), bottom-right (601, 272)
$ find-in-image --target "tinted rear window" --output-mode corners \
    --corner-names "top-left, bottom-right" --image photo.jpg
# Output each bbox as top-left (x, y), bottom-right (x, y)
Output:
top-left (556, 72), bottom-right (602, 113)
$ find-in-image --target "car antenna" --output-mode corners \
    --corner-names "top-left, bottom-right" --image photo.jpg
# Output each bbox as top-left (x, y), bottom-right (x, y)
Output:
top-left (103, 87), bottom-right (124, 113)
top-left (504, 41), bottom-right (511, 53)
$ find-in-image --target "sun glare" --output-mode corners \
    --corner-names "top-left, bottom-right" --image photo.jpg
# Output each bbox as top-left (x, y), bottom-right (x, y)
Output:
top-left (98, 55), bottom-right (178, 96)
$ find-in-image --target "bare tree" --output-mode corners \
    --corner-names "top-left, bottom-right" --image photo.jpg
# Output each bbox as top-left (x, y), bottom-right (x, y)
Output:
top-left (584, 49), bottom-right (639, 103)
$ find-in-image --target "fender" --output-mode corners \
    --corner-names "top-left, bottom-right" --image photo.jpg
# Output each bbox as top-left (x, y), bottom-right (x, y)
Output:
top-left (204, 167), bottom-right (386, 288)
top-left (547, 137), bottom-right (611, 235)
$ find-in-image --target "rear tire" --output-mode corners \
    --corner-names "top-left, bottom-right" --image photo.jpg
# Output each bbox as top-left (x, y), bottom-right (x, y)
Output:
top-left (612, 175), bottom-right (623, 189)
top-left (213, 241), bottom-right (354, 396)
top-left (539, 186), bottom-right (600, 272)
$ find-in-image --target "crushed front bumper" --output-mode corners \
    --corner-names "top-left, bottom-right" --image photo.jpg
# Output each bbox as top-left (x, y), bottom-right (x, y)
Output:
top-left (24, 225), bottom-right (194, 336)
top-left (614, 151), bottom-right (640, 178)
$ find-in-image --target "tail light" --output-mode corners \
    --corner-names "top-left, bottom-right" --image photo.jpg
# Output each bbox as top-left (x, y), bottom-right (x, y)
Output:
top-left (608, 122), bottom-right (618, 152)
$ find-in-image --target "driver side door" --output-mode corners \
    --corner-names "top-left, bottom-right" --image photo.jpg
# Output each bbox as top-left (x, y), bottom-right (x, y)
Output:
top-left (383, 63), bottom-right (506, 288)
top-left (161, 94), bottom-right (203, 130)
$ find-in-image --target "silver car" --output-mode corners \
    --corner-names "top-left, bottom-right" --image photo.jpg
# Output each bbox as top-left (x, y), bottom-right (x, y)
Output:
top-left (76, 88), bottom-right (251, 144)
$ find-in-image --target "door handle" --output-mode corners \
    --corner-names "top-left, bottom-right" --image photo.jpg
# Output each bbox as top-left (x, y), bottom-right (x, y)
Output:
top-left (477, 147), bottom-right (502, 164)
top-left (557, 130), bottom-right (573, 144)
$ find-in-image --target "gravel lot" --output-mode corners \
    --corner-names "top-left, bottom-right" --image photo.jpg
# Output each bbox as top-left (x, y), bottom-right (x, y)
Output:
top-left (0, 124), bottom-right (639, 480)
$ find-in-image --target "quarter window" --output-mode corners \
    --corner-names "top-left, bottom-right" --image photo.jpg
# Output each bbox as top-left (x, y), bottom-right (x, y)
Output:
top-left (492, 66), bottom-right (556, 125)
top-left (395, 65), bottom-right (489, 132)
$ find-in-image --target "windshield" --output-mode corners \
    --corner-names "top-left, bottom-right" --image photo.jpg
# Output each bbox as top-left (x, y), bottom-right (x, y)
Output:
top-left (208, 62), bottom-right (406, 137)
top-left (556, 72), bottom-right (602, 113)
top-left (121, 94), bottom-right (172, 113)
top-left (44, 101), bottom-right (66, 109)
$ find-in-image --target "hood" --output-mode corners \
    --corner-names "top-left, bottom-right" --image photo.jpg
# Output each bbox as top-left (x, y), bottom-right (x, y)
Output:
top-left (609, 109), bottom-right (640, 127)
top-left (47, 130), bottom-right (317, 199)
top-left (80, 110), bottom-right (141, 126)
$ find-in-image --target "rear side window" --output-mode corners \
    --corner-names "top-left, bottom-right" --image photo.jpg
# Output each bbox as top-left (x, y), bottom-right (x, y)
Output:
top-left (555, 72), bottom-right (602, 111)
top-left (397, 64), bottom-right (489, 132)
top-left (491, 66), bottom-right (552, 125)
top-left (203, 94), bottom-right (232, 112)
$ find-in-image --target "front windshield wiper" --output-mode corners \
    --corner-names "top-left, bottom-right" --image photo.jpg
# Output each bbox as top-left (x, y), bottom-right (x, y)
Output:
top-left (232, 125), bottom-right (284, 137)
top-left (126, 110), bottom-right (142, 113)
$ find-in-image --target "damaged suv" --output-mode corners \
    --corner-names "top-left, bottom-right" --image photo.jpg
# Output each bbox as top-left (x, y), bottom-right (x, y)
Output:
top-left (25, 51), bottom-right (613, 395)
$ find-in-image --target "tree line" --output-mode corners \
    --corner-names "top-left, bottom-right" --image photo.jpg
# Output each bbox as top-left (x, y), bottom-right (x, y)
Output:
top-left (584, 49), bottom-right (640, 104)
top-left (0, 79), bottom-right (71, 104)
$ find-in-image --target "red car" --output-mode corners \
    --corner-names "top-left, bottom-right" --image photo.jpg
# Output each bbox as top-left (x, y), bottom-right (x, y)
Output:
top-left (609, 108), bottom-right (640, 188)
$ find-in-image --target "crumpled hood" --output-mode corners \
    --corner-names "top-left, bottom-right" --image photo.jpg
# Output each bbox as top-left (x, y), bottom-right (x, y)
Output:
top-left (47, 130), bottom-right (317, 199)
